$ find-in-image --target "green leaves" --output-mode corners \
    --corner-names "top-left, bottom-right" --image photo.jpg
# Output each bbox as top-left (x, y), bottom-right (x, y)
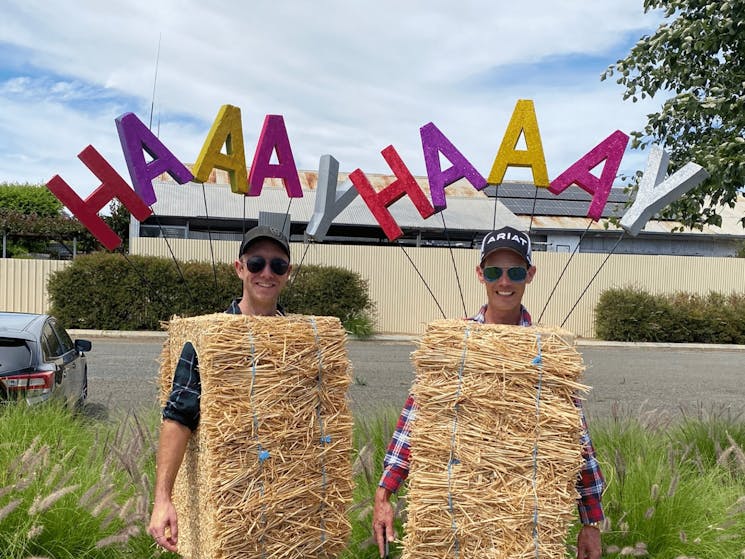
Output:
top-left (605, 0), bottom-right (745, 230)
top-left (47, 253), bottom-right (241, 330)
top-left (0, 182), bottom-right (62, 217)
top-left (595, 287), bottom-right (745, 343)
top-left (281, 264), bottom-right (376, 330)
top-left (0, 208), bottom-right (85, 239)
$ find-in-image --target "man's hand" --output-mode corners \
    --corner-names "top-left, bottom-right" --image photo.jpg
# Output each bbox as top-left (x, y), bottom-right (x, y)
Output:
top-left (148, 497), bottom-right (179, 553)
top-left (149, 419), bottom-right (191, 553)
top-left (577, 524), bottom-right (602, 559)
top-left (373, 486), bottom-right (395, 557)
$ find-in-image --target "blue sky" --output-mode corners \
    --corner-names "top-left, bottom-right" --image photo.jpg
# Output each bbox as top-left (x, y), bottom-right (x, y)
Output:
top-left (0, 1), bottom-right (664, 198)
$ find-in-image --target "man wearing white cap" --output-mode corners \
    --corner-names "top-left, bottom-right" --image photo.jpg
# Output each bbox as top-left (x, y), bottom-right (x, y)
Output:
top-left (373, 226), bottom-right (605, 559)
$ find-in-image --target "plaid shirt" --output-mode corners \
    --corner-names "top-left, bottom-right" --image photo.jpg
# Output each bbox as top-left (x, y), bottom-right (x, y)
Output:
top-left (380, 304), bottom-right (605, 524)
top-left (162, 299), bottom-right (284, 430)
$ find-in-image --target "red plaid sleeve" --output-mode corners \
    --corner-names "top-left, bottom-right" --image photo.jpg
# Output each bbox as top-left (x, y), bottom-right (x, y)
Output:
top-left (379, 394), bottom-right (417, 492)
top-left (576, 400), bottom-right (605, 523)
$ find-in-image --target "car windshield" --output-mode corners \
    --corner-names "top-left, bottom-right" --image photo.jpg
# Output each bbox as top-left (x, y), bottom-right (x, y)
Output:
top-left (0, 337), bottom-right (33, 374)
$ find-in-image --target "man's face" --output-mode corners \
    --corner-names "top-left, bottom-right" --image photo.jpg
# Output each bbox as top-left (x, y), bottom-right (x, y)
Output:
top-left (475, 248), bottom-right (536, 314)
top-left (235, 239), bottom-right (291, 306)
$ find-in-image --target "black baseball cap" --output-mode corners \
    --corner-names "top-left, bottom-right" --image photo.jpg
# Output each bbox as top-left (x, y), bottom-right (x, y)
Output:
top-left (239, 226), bottom-right (290, 259)
top-left (480, 226), bottom-right (532, 266)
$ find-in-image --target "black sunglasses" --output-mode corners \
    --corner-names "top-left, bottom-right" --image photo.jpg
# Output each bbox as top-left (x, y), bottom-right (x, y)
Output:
top-left (482, 266), bottom-right (528, 283)
top-left (244, 255), bottom-right (290, 276)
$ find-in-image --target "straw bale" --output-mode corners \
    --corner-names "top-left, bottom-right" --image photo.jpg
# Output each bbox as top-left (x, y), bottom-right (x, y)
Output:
top-left (158, 313), bottom-right (353, 559)
top-left (402, 319), bottom-right (589, 559)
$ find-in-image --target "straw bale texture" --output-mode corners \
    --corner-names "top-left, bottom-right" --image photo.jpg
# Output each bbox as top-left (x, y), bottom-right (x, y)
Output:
top-left (158, 313), bottom-right (353, 559)
top-left (402, 319), bottom-right (589, 559)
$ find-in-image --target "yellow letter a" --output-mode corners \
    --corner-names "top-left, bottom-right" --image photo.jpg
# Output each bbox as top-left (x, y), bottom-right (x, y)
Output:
top-left (192, 104), bottom-right (248, 194)
top-left (487, 99), bottom-right (549, 187)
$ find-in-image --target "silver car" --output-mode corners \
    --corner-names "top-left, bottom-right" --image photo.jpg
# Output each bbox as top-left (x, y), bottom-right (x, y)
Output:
top-left (0, 312), bottom-right (91, 406)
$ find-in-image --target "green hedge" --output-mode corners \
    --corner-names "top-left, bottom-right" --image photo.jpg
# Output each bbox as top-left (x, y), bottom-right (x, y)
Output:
top-left (48, 254), bottom-right (375, 334)
top-left (48, 253), bottom-right (240, 330)
top-left (595, 287), bottom-right (745, 343)
top-left (281, 264), bottom-right (375, 325)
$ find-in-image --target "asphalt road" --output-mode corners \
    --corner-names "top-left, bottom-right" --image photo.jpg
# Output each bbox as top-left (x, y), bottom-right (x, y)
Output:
top-left (80, 337), bottom-right (745, 422)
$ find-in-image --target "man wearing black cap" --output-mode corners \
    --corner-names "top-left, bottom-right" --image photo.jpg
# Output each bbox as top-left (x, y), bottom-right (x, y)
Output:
top-left (373, 226), bottom-right (604, 559)
top-left (148, 225), bottom-right (292, 553)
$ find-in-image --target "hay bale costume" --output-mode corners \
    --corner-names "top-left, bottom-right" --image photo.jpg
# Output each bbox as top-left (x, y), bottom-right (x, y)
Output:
top-left (396, 318), bottom-right (599, 558)
top-left (378, 227), bottom-right (604, 558)
top-left (159, 313), bottom-right (354, 559)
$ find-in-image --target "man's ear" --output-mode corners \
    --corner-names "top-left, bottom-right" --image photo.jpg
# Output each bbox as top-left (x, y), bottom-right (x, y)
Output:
top-left (475, 264), bottom-right (485, 284)
top-left (234, 259), bottom-right (244, 278)
top-left (526, 265), bottom-right (537, 284)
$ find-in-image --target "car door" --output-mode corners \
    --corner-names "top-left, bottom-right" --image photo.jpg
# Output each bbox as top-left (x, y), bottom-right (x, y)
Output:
top-left (41, 321), bottom-right (65, 400)
top-left (41, 320), bottom-right (74, 403)
top-left (52, 320), bottom-right (85, 402)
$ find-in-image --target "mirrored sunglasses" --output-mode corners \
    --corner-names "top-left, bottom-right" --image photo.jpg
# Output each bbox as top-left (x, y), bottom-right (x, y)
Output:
top-left (245, 255), bottom-right (290, 276)
top-left (482, 266), bottom-right (528, 283)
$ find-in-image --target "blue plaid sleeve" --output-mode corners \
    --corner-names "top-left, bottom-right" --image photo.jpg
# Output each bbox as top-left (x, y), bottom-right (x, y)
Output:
top-left (162, 342), bottom-right (201, 431)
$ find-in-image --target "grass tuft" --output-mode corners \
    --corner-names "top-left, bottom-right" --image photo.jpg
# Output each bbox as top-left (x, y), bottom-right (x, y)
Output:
top-left (3, 401), bottom-right (745, 557)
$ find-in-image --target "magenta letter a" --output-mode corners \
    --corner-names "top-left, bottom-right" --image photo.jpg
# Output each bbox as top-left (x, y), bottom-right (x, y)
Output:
top-left (247, 115), bottom-right (303, 198)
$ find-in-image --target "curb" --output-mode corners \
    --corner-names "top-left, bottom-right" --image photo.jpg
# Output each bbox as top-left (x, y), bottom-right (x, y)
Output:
top-left (575, 339), bottom-right (745, 351)
top-left (69, 329), bottom-right (167, 339)
top-left (68, 329), bottom-right (745, 351)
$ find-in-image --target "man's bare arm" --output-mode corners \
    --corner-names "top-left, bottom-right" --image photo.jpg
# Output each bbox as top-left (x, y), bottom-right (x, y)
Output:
top-left (148, 419), bottom-right (192, 552)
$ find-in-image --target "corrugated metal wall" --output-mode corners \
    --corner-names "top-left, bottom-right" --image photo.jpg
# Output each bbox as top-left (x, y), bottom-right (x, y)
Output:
top-left (0, 259), bottom-right (70, 314)
top-left (3, 241), bottom-right (745, 338)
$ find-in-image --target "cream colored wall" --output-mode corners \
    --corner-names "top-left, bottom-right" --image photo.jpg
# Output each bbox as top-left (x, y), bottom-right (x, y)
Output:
top-left (3, 241), bottom-right (745, 338)
top-left (0, 259), bottom-right (70, 314)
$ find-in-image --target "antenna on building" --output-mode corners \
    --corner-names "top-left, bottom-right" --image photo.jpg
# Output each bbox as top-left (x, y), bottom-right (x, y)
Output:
top-left (149, 33), bottom-right (162, 131)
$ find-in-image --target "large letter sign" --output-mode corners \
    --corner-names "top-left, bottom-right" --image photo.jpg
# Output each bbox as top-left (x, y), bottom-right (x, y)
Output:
top-left (620, 145), bottom-right (710, 236)
top-left (487, 99), bottom-right (549, 187)
top-left (248, 115), bottom-right (303, 198)
top-left (421, 122), bottom-right (486, 211)
top-left (192, 104), bottom-right (248, 194)
top-left (350, 145), bottom-right (435, 241)
top-left (306, 155), bottom-right (359, 241)
top-left (47, 145), bottom-right (153, 250)
top-left (549, 130), bottom-right (629, 221)
top-left (45, 99), bottom-right (712, 252)
top-left (116, 112), bottom-right (193, 206)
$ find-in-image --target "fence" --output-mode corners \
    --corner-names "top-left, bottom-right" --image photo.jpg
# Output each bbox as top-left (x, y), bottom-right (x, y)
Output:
top-left (3, 240), bottom-right (745, 338)
top-left (0, 259), bottom-right (70, 315)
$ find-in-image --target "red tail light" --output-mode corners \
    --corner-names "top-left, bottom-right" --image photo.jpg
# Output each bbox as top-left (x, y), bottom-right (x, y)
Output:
top-left (2, 371), bottom-right (55, 397)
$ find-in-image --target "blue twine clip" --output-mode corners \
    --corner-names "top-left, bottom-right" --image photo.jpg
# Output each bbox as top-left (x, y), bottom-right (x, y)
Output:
top-left (532, 355), bottom-right (542, 366)
top-left (449, 457), bottom-right (460, 466)
top-left (258, 449), bottom-right (270, 462)
top-left (321, 435), bottom-right (332, 444)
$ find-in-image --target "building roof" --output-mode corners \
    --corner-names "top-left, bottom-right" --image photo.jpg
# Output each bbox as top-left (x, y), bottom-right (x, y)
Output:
top-left (149, 180), bottom-right (523, 236)
top-left (485, 182), bottom-right (629, 219)
top-left (150, 169), bottom-right (745, 239)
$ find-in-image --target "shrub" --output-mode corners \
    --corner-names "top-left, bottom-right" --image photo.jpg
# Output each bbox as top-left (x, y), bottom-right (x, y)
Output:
top-left (48, 255), bottom-right (377, 334)
top-left (594, 287), bottom-right (669, 342)
top-left (595, 287), bottom-right (745, 344)
top-left (48, 253), bottom-right (240, 330)
top-left (281, 264), bottom-right (376, 335)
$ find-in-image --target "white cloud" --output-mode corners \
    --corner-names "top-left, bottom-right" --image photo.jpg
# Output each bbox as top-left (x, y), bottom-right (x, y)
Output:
top-left (0, 0), bottom-right (665, 197)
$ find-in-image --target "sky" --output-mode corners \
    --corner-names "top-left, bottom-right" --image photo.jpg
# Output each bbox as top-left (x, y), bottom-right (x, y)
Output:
top-left (0, 1), bottom-right (666, 200)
